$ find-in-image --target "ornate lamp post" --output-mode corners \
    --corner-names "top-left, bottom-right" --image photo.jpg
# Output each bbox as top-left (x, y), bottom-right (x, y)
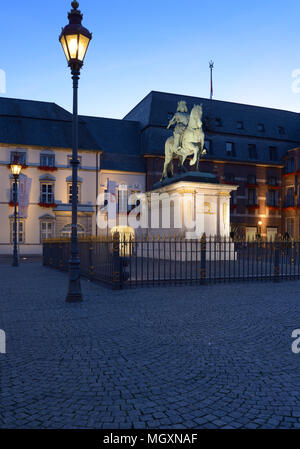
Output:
top-left (10, 157), bottom-right (22, 267)
top-left (59, 1), bottom-right (92, 302)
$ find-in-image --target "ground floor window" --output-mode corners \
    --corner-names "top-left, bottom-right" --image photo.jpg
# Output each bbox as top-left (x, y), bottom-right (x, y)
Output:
top-left (245, 227), bottom-right (257, 241)
top-left (40, 221), bottom-right (54, 242)
top-left (286, 217), bottom-right (295, 238)
top-left (266, 227), bottom-right (278, 241)
top-left (10, 219), bottom-right (25, 244)
top-left (60, 224), bottom-right (85, 238)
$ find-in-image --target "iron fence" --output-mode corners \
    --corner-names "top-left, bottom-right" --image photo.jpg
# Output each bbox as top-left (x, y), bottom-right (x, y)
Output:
top-left (43, 235), bottom-right (300, 289)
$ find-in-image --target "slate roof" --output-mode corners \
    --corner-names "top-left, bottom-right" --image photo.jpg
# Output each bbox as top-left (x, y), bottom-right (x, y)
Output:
top-left (81, 115), bottom-right (145, 172)
top-left (0, 97), bottom-right (100, 150)
top-left (124, 91), bottom-right (300, 163)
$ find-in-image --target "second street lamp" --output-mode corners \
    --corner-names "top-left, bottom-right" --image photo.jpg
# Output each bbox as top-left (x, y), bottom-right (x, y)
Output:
top-left (10, 157), bottom-right (22, 267)
top-left (59, 1), bottom-right (92, 303)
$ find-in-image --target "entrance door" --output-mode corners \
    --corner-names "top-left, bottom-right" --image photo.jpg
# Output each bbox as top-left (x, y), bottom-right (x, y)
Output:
top-left (246, 227), bottom-right (257, 241)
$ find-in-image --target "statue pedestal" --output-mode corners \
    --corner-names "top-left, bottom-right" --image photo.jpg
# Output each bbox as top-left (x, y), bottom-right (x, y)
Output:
top-left (136, 172), bottom-right (238, 261)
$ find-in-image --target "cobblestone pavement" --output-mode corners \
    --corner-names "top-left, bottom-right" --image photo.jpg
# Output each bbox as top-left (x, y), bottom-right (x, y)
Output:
top-left (1, 261), bottom-right (300, 429)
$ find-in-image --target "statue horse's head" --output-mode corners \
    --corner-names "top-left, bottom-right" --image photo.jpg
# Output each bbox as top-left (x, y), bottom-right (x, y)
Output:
top-left (189, 104), bottom-right (203, 129)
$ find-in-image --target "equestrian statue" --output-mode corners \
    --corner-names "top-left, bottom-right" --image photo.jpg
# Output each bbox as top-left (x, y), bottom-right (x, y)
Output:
top-left (161, 101), bottom-right (207, 181)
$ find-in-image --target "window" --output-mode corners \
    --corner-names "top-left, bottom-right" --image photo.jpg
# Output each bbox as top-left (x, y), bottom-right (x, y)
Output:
top-left (269, 147), bottom-right (278, 161)
top-left (167, 112), bottom-right (174, 121)
top-left (231, 190), bottom-right (237, 206)
top-left (226, 142), bottom-right (236, 157)
top-left (267, 176), bottom-right (278, 186)
top-left (67, 155), bottom-right (82, 168)
top-left (10, 151), bottom-right (26, 166)
top-left (10, 219), bottom-right (25, 244)
top-left (258, 123), bottom-right (265, 132)
top-left (40, 183), bottom-right (54, 204)
top-left (278, 126), bottom-right (285, 135)
top-left (225, 174), bottom-right (235, 183)
top-left (40, 221), bottom-right (54, 242)
top-left (237, 121), bottom-right (244, 130)
top-left (285, 157), bottom-right (295, 173)
top-left (61, 224), bottom-right (85, 238)
top-left (215, 118), bottom-right (222, 127)
top-left (40, 154), bottom-right (55, 168)
top-left (286, 217), bottom-right (295, 238)
top-left (247, 175), bottom-right (257, 185)
top-left (285, 187), bottom-right (295, 207)
top-left (267, 190), bottom-right (279, 207)
top-left (118, 185), bottom-right (128, 213)
top-left (248, 189), bottom-right (257, 206)
top-left (204, 139), bottom-right (212, 154)
top-left (68, 184), bottom-right (81, 204)
top-left (248, 144), bottom-right (257, 159)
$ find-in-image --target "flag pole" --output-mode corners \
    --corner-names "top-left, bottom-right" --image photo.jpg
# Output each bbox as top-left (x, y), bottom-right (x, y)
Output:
top-left (209, 60), bottom-right (214, 100)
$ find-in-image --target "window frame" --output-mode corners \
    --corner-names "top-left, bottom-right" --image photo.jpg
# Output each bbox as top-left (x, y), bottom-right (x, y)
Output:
top-left (10, 218), bottom-right (25, 244)
top-left (40, 182), bottom-right (55, 204)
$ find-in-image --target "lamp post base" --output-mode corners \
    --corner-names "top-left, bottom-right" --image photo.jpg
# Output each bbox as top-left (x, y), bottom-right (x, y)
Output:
top-left (66, 259), bottom-right (82, 303)
top-left (66, 292), bottom-right (83, 303)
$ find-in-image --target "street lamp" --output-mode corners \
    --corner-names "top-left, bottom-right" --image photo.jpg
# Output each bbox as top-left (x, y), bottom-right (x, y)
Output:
top-left (59, 1), bottom-right (92, 303)
top-left (10, 157), bottom-right (22, 267)
top-left (258, 220), bottom-right (263, 237)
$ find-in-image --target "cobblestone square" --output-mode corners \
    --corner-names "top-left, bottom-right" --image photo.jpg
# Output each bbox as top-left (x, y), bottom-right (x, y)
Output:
top-left (1, 261), bottom-right (300, 429)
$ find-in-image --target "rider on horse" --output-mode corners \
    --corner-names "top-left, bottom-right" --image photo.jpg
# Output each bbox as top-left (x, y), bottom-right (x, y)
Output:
top-left (167, 101), bottom-right (189, 152)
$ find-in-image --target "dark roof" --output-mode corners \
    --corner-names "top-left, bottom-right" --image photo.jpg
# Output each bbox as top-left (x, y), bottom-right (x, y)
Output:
top-left (124, 91), bottom-right (300, 162)
top-left (0, 97), bottom-right (100, 150)
top-left (81, 115), bottom-right (145, 172)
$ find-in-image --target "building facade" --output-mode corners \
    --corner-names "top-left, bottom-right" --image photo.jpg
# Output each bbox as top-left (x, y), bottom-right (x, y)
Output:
top-left (1, 91), bottom-right (300, 255)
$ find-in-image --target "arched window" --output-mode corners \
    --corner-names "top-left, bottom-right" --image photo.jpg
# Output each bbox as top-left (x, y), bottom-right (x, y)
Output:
top-left (60, 224), bottom-right (85, 238)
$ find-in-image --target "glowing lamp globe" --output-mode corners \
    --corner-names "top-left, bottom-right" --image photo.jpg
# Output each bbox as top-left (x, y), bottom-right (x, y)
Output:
top-left (10, 158), bottom-right (22, 176)
top-left (59, 1), bottom-right (92, 71)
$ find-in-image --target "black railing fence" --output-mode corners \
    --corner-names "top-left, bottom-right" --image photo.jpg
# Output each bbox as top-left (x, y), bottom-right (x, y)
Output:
top-left (43, 234), bottom-right (300, 289)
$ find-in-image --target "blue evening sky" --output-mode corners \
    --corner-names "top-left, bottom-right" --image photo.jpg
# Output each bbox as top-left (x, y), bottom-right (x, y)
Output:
top-left (1, 0), bottom-right (300, 118)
